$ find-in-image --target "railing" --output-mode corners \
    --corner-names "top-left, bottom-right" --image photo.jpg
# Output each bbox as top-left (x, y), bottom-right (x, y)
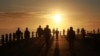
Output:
top-left (0, 32), bottom-right (54, 48)
top-left (0, 32), bottom-right (38, 46)
top-left (0, 31), bottom-right (54, 56)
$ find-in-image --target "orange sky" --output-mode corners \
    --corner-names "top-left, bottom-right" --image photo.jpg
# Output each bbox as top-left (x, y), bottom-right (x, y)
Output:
top-left (0, 0), bottom-right (100, 34)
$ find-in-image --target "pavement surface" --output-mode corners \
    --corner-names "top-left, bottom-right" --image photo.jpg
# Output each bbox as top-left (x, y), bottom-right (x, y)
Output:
top-left (0, 36), bottom-right (100, 56)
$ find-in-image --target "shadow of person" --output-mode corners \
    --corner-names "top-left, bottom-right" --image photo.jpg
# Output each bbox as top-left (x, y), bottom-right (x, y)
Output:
top-left (44, 48), bottom-right (49, 56)
top-left (54, 40), bottom-right (59, 56)
top-left (44, 39), bottom-right (53, 56)
top-left (44, 41), bottom-right (52, 56)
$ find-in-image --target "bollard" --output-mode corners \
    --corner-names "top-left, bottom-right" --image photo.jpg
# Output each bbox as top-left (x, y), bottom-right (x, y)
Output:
top-left (13, 33), bottom-right (16, 41)
top-left (9, 33), bottom-right (12, 42)
top-left (5, 34), bottom-right (8, 43)
top-left (1, 34), bottom-right (5, 45)
top-left (32, 31), bottom-right (34, 38)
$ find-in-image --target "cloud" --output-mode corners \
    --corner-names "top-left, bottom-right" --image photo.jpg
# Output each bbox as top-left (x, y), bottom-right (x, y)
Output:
top-left (0, 11), bottom-right (38, 19)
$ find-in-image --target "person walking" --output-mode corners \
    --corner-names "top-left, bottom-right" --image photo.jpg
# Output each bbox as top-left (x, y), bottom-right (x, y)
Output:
top-left (67, 27), bottom-right (76, 51)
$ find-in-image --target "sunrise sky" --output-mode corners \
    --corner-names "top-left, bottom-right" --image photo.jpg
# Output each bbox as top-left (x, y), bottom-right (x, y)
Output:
top-left (0, 0), bottom-right (100, 34)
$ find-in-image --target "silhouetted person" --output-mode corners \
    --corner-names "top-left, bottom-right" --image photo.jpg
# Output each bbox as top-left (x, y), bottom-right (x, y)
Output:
top-left (24, 27), bottom-right (30, 39)
top-left (16, 28), bottom-right (22, 41)
top-left (32, 31), bottom-right (34, 38)
top-left (77, 28), bottom-right (80, 35)
top-left (97, 28), bottom-right (100, 34)
top-left (92, 29), bottom-right (96, 37)
top-left (81, 28), bottom-right (86, 40)
top-left (67, 27), bottom-right (76, 50)
top-left (55, 28), bottom-right (59, 40)
top-left (97, 28), bottom-right (100, 37)
top-left (67, 29), bottom-right (69, 40)
top-left (63, 29), bottom-right (65, 36)
top-left (60, 31), bottom-right (62, 37)
top-left (52, 28), bottom-right (56, 37)
top-left (36, 25), bottom-right (43, 38)
top-left (44, 25), bottom-right (51, 48)
top-left (93, 29), bottom-right (96, 34)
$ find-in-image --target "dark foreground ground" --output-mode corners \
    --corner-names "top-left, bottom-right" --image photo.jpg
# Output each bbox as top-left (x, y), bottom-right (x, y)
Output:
top-left (0, 36), bottom-right (100, 56)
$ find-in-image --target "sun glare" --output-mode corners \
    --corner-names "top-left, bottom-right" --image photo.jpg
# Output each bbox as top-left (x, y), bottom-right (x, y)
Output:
top-left (53, 14), bottom-right (62, 23)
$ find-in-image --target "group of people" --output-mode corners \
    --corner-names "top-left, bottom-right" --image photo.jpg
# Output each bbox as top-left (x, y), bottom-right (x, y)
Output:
top-left (37, 25), bottom-right (74, 48)
top-left (15, 25), bottom-right (52, 48)
top-left (15, 25), bottom-right (80, 50)
top-left (14, 25), bottom-right (100, 51)
top-left (37, 25), bottom-right (77, 50)
top-left (16, 27), bottom-right (30, 41)
top-left (36, 25), bottom-right (51, 48)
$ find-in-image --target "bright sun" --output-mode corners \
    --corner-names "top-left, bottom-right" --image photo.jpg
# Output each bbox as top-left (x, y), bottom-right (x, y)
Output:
top-left (53, 14), bottom-right (62, 23)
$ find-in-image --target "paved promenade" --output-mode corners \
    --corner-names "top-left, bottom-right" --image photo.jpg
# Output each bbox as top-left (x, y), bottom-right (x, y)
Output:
top-left (38, 36), bottom-right (100, 56)
top-left (0, 36), bottom-right (100, 56)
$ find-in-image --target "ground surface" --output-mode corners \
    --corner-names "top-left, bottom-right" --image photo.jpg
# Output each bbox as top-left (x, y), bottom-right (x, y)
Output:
top-left (0, 36), bottom-right (100, 56)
